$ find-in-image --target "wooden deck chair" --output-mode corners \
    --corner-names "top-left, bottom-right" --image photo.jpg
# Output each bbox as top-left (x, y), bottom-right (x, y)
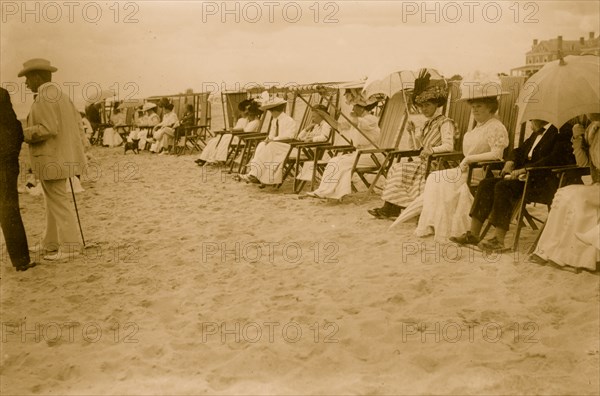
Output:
top-left (223, 110), bottom-right (269, 170)
top-left (230, 111), bottom-right (272, 174)
top-left (301, 100), bottom-right (390, 194)
top-left (179, 92), bottom-right (212, 154)
top-left (278, 83), bottom-right (362, 192)
top-left (472, 126), bottom-right (577, 252)
top-left (275, 91), bottom-right (334, 191)
top-left (476, 164), bottom-right (574, 252)
top-left (350, 91), bottom-right (420, 194)
top-left (221, 91), bottom-right (249, 130)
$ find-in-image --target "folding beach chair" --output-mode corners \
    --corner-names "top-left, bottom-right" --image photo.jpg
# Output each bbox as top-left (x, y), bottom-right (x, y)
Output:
top-left (222, 91), bottom-right (250, 130)
top-left (304, 89), bottom-right (417, 195)
top-left (275, 90), bottom-right (337, 192)
top-left (231, 112), bottom-right (272, 174)
top-left (177, 92), bottom-right (212, 155)
top-left (350, 91), bottom-right (420, 194)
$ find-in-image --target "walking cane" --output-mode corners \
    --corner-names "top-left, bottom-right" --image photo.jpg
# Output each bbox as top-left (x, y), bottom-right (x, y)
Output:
top-left (68, 177), bottom-right (86, 247)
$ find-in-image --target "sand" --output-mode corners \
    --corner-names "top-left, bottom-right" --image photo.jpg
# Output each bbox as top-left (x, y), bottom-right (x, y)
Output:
top-left (1, 145), bottom-right (599, 395)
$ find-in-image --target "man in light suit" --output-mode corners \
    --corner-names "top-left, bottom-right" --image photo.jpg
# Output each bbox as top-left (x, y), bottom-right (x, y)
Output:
top-left (19, 58), bottom-right (87, 261)
top-left (0, 87), bottom-right (37, 271)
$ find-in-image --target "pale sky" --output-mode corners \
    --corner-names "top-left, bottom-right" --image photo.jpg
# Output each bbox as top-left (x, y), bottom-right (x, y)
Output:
top-left (1, 0), bottom-right (599, 117)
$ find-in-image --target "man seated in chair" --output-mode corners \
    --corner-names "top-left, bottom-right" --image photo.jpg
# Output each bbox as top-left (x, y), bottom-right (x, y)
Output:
top-left (450, 119), bottom-right (575, 251)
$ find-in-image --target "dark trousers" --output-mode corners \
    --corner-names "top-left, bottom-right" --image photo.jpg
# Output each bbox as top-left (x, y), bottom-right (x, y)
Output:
top-left (469, 177), bottom-right (524, 231)
top-left (0, 163), bottom-right (30, 267)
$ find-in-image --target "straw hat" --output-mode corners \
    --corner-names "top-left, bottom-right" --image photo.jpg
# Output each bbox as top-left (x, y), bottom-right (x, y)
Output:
top-left (259, 96), bottom-right (287, 111)
top-left (18, 58), bottom-right (58, 77)
top-left (142, 102), bottom-right (157, 111)
top-left (458, 81), bottom-right (509, 100)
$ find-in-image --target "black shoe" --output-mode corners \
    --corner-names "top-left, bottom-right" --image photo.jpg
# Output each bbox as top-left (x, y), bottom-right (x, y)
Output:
top-left (195, 159), bottom-right (206, 166)
top-left (368, 208), bottom-right (384, 218)
top-left (449, 231), bottom-right (480, 246)
top-left (478, 237), bottom-right (505, 252)
top-left (246, 175), bottom-right (261, 184)
top-left (15, 262), bottom-right (37, 272)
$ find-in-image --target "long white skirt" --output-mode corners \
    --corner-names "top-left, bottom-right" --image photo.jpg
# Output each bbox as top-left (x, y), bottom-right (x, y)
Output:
top-left (102, 127), bottom-right (122, 147)
top-left (310, 152), bottom-right (376, 199)
top-left (215, 135), bottom-right (238, 162)
top-left (247, 141), bottom-right (291, 185)
top-left (199, 136), bottom-right (220, 162)
top-left (392, 167), bottom-right (473, 242)
top-left (534, 184), bottom-right (600, 270)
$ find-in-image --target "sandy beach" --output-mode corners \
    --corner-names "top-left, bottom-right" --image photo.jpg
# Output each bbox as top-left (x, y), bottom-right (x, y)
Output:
top-left (0, 143), bottom-right (598, 395)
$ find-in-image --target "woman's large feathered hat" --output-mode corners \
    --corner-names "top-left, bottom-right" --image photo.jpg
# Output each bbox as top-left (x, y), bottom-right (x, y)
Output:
top-left (412, 68), bottom-right (448, 106)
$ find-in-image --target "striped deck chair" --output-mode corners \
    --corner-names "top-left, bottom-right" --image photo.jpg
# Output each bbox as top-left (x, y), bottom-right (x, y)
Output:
top-left (350, 91), bottom-right (420, 194)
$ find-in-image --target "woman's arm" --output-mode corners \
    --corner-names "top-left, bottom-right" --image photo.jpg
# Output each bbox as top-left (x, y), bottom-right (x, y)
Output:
top-left (312, 122), bottom-right (331, 142)
top-left (459, 121), bottom-right (508, 169)
top-left (572, 124), bottom-right (590, 168)
top-left (430, 120), bottom-right (455, 153)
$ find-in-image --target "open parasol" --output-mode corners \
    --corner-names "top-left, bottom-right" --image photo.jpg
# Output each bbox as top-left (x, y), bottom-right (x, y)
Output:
top-left (516, 55), bottom-right (600, 127)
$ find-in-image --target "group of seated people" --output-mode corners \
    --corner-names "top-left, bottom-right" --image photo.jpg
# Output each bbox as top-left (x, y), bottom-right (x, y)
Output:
top-left (195, 99), bottom-right (263, 166)
top-left (209, 70), bottom-right (598, 272)
top-left (84, 98), bottom-right (196, 154)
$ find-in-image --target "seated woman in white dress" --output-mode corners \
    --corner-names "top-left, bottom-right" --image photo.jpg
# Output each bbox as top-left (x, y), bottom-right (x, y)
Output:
top-left (239, 97), bottom-right (297, 185)
top-left (102, 104), bottom-right (126, 147)
top-left (368, 71), bottom-right (455, 219)
top-left (151, 103), bottom-right (180, 154)
top-left (195, 99), bottom-right (257, 166)
top-left (294, 104), bottom-right (333, 181)
top-left (305, 97), bottom-right (381, 200)
top-left (129, 103), bottom-right (160, 150)
top-left (393, 86), bottom-right (509, 242)
top-left (530, 113), bottom-right (600, 271)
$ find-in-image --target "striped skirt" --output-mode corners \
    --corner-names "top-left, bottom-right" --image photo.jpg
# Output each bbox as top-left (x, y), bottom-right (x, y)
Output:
top-left (381, 159), bottom-right (429, 207)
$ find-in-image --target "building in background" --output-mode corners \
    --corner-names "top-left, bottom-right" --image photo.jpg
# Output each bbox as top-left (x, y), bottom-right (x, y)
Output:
top-left (511, 32), bottom-right (599, 77)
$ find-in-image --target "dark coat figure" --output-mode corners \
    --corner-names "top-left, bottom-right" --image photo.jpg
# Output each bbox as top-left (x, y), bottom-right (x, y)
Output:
top-left (0, 87), bottom-right (35, 271)
top-left (469, 123), bottom-right (576, 231)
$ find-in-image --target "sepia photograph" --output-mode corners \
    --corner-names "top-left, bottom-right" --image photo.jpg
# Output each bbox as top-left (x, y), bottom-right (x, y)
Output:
top-left (1, 0), bottom-right (599, 394)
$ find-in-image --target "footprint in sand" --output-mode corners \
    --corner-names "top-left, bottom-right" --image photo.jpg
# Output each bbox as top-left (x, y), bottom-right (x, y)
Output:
top-left (55, 364), bottom-right (79, 381)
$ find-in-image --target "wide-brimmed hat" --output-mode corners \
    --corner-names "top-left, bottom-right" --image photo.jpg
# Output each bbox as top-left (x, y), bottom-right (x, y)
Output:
top-left (459, 81), bottom-right (509, 101)
top-left (142, 102), bottom-right (157, 111)
top-left (18, 58), bottom-right (58, 77)
top-left (412, 69), bottom-right (448, 106)
top-left (259, 97), bottom-right (287, 111)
